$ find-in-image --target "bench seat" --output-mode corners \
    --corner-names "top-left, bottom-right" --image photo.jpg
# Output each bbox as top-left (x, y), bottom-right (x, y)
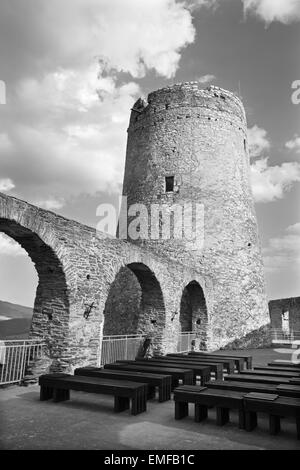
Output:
top-left (244, 393), bottom-right (300, 439)
top-left (39, 373), bottom-right (147, 415)
top-left (207, 379), bottom-right (300, 398)
top-left (174, 385), bottom-right (246, 428)
top-left (240, 369), bottom-right (300, 379)
top-left (225, 374), bottom-right (292, 385)
top-left (103, 363), bottom-right (194, 388)
top-left (166, 353), bottom-right (235, 374)
top-left (188, 351), bottom-right (252, 369)
top-left (74, 366), bottom-right (171, 402)
top-left (132, 358), bottom-right (220, 382)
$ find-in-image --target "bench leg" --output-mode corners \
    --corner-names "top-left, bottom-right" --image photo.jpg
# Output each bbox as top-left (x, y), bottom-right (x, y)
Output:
top-left (40, 386), bottom-right (53, 401)
top-left (175, 401), bottom-right (188, 420)
top-left (216, 370), bottom-right (223, 381)
top-left (131, 390), bottom-right (147, 415)
top-left (114, 396), bottom-right (130, 413)
top-left (195, 404), bottom-right (208, 423)
top-left (172, 379), bottom-right (179, 389)
top-left (269, 415), bottom-right (281, 435)
top-left (245, 411), bottom-right (257, 431)
top-left (216, 407), bottom-right (229, 426)
top-left (53, 389), bottom-right (69, 402)
top-left (147, 386), bottom-right (156, 400)
top-left (239, 409), bottom-right (246, 430)
top-left (158, 385), bottom-right (169, 402)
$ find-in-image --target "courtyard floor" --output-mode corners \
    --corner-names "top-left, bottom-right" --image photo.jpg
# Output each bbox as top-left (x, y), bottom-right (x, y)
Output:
top-left (0, 348), bottom-right (299, 450)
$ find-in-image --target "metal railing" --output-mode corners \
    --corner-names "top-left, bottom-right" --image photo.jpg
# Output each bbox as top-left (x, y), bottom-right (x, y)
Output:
top-left (271, 328), bottom-right (300, 344)
top-left (0, 339), bottom-right (45, 385)
top-left (177, 331), bottom-right (196, 353)
top-left (98, 334), bottom-right (146, 367)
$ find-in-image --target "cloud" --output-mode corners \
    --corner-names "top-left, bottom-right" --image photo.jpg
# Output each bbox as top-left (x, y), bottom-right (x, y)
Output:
top-left (1, 67), bottom-right (141, 205)
top-left (0, 0), bottom-right (197, 208)
top-left (263, 223), bottom-right (300, 272)
top-left (0, 178), bottom-right (15, 192)
top-left (248, 125), bottom-right (300, 202)
top-left (0, 234), bottom-right (26, 257)
top-left (0, 0), bottom-right (195, 81)
top-left (248, 125), bottom-right (270, 158)
top-left (197, 74), bottom-right (216, 84)
top-left (286, 135), bottom-right (300, 153)
top-left (242, 0), bottom-right (300, 24)
top-left (250, 158), bottom-right (300, 202)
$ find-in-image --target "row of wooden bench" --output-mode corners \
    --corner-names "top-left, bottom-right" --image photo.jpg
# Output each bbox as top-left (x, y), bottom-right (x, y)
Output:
top-left (38, 350), bottom-right (250, 416)
top-left (173, 360), bottom-right (300, 439)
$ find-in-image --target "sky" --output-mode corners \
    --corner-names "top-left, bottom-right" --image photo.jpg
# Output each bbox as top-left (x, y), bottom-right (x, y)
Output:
top-left (0, 0), bottom-right (299, 307)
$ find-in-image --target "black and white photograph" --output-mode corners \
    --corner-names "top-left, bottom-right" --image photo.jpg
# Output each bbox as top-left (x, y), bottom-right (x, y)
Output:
top-left (0, 0), bottom-right (300, 455)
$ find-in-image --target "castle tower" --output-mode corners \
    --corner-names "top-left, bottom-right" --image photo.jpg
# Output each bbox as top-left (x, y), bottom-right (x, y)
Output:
top-left (120, 82), bottom-right (269, 348)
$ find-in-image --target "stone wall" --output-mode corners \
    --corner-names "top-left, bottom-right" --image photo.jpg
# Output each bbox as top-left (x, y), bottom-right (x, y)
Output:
top-left (0, 82), bottom-right (270, 373)
top-left (269, 297), bottom-right (300, 332)
top-left (0, 192), bottom-right (212, 372)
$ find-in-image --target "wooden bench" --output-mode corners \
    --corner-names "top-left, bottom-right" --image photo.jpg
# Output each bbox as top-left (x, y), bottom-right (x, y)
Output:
top-left (187, 352), bottom-right (243, 373)
top-left (167, 353), bottom-right (235, 374)
top-left (240, 369), bottom-right (300, 379)
top-left (289, 378), bottom-right (300, 385)
top-left (74, 366), bottom-right (171, 402)
top-left (225, 374), bottom-right (292, 385)
top-left (174, 385), bottom-right (246, 428)
top-left (39, 373), bottom-right (147, 415)
top-left (243, 393), bottom-right (300, 439)
top-left (103, 363), bottom-right (194, 388)
top-left (255, 366), bottom-right (300, 375)
top-left (133, 357), bottom-right (220, 382)
top-left (207, 379), bottom-right (300, 398)
top-left (268, 361), bottom-right (300, 369)
top-left (188, 351), bottom-right (251, 370)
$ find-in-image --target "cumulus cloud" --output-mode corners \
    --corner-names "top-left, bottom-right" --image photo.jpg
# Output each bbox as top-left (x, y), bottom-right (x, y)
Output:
top-left (250, 158), bottom-right (300, 202)
top-left (286, 135), bottom-right (300, 153)
top-left (242, 0), bottom-right (300, 24)
top-left (0, 0), bottom-right (197, 207)
top-left (263, 223), bottom-right (300, 272)
top-left (248, 125), bottom-right (300, 202)
top-left (0, 234), bottom-right (26, 257)
top-left (248, 125), bottom-right (271, 158)
top-left (0, 178), bottom-right (15, 192)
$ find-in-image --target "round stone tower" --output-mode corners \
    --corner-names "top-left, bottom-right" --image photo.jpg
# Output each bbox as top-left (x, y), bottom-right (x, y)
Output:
top-left (120, 82), bottom-right (269, 348)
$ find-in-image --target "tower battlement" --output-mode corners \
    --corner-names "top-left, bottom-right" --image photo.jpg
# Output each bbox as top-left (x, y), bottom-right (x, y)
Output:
top-left (130, 83), bottom-right (246, 130)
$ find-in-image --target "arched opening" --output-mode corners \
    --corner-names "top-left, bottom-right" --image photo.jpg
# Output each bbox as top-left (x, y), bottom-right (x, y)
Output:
top-left (0, 232), bottom-right (38, 339)
top-left (103, 262), bottom-right (166, 352)
top-left (0, 218), bottom-right (69, 363)
top-left (179, 280), bottom-right (208, 350)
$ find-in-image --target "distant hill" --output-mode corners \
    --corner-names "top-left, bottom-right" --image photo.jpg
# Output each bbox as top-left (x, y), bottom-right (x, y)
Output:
top-left (0, 300), bottom-right (33, 339)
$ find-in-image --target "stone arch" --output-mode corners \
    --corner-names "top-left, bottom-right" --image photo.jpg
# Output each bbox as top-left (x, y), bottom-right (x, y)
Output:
top-left (179, 280), bottom-right (208, 350)
top-left (103, 261), bottom-right (166, 352)
top-left (0, 217), bottom-right (70, 370)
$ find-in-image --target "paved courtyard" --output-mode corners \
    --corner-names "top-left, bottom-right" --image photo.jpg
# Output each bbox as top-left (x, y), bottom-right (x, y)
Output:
top-left (1, 348), bottom-right (299, 450)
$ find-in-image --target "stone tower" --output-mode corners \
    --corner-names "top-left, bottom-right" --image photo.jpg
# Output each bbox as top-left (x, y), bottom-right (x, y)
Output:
top-left (120, 82), bottom-right (269, 349)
